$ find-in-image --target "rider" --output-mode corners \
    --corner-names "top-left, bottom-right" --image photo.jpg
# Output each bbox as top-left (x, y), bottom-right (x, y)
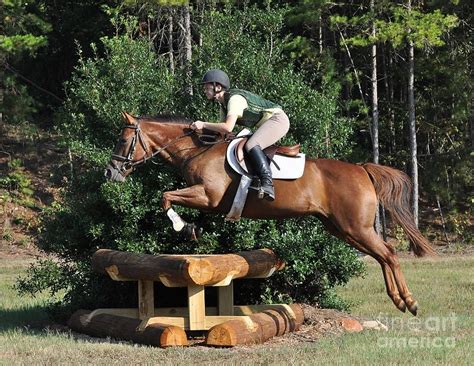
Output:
top-left (191, 69), bottom-right (290, 201)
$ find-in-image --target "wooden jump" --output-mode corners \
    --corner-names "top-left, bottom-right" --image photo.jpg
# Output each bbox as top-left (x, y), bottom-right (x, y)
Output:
top-left (68, 248), bottom-right (303, 347)
top-left (91, 248), bottom-right (285, 286)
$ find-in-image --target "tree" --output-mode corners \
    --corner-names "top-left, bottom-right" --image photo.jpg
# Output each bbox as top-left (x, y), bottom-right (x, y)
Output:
top-left (331, 1), bottom-right (458, 226)
top-left (1, 0), bottom-right (51, 124)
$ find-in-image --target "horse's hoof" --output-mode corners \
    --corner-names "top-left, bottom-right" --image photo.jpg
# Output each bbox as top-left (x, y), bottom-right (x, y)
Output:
top-left (407, 301), bottom-right (418, 316)
top-left (183, 223), bottom-right (201, 241)
top-left (396, 301), bottom-right (407, 313)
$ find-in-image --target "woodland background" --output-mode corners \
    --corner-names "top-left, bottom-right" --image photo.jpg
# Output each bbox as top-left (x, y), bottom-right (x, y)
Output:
top-left (1, 0), bottom-right (472, 317)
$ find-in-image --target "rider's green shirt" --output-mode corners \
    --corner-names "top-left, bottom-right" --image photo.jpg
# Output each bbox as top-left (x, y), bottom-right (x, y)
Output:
top-left (220, 89), bottom-right (282, 128)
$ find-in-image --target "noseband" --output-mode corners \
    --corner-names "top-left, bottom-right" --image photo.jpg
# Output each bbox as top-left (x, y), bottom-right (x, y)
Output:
top-left (110, 120), bottom-right (195, 176)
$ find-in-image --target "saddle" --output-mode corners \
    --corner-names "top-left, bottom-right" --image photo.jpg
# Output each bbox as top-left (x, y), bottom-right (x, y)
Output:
top-left (234, 138), bottom-right (301, 166)
top-left (224, 129), bottom-right (306, 222)
top-left (226, 129), bottom-right (306, 180)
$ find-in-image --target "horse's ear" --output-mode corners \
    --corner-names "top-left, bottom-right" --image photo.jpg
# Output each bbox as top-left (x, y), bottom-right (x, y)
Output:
top-left (122, 111), bottom-right (137, 125)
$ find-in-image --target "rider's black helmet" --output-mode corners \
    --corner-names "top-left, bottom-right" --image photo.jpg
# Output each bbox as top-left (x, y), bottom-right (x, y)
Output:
top-left (201, 69), bottom-right (230, 90)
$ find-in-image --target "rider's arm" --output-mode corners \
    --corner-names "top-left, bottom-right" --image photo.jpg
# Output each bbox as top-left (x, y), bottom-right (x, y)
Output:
top-left (198, 114), bottom-right (238, 134)
top-left (194, 95), bottom-right (246, 134)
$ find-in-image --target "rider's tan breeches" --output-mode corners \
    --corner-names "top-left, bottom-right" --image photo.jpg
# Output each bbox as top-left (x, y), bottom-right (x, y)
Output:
top-left (245, 111), bottom-right (290, 151)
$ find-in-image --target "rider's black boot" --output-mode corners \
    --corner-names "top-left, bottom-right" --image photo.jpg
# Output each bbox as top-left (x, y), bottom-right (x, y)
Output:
top-left (247, 145), bottom-right (275, 201)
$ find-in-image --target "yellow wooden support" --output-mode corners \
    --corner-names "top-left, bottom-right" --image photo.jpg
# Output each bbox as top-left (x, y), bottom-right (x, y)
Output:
top-left (138, 280), bottom-right (154, 320)
top-left (218, 282), bottom-right (234, 315)
top-left (187, 284), bottom-right (205, 330)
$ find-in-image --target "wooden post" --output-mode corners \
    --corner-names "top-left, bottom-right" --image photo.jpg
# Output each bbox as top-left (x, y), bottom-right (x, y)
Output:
top-left (138, 280), bottom-right (154, 320)
top-left (218, 282), bottom-right (234, 315)
top-left (188, 284), bottom-right (205, 330)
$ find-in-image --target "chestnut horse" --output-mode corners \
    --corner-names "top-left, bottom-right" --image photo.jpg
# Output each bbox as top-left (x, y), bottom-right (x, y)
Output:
top-left (105, 112), bottom-right (436, 315)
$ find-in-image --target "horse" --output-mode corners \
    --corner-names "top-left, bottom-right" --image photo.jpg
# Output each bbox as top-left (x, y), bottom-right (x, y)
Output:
top-left (105, 112), bottom-right (436, 316)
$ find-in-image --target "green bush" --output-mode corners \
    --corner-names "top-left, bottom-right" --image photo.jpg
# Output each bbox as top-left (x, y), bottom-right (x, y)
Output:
top-left (18, 7), bottom-right (364, 316)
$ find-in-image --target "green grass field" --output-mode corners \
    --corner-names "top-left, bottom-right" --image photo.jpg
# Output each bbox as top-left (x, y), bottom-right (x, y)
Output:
top-left (1, 255), bottom-right (472, 365)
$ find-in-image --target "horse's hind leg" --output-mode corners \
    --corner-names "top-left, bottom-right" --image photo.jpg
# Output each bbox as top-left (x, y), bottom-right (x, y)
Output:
top-left (319, 217), bottom-right (407, 313)
top-left (349, 228), bottom-right (418, 315)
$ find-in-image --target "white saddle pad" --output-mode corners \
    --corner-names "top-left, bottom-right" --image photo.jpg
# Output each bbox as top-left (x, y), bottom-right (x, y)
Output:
top-left (226, 129), bottom-right (305, 179)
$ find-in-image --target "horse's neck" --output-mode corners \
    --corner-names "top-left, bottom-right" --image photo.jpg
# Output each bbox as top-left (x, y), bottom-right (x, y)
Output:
top-left (145, 123), bottom-right (200, 165)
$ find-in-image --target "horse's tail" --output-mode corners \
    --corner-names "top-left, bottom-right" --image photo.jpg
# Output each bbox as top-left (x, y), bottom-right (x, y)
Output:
top-left (362, 163), bottom-right (436, 257)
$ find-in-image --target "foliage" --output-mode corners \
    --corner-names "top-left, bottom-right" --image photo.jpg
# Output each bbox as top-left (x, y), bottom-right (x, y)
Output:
top-left (193, 7), bottom-right (352, 157)
top-left (1, 0), bottom-right (52, 125)
top-left (2, 73), bottom-right (39, 124)
top-left (331, 7), bottom-right (458, 49)
top-left (0, 158), bottom-right (35, 207)
top-left (0, 0), bottom-right (51, 56)
top-left (17, 6), bottom-right (364, 316)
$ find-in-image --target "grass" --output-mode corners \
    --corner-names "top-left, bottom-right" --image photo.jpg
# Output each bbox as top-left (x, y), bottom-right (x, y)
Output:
top-left (0, 255), bottom-right (473, 365)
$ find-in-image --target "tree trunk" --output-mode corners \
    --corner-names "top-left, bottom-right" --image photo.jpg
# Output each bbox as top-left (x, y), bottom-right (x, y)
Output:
top-left (319, 14), bottom-right (323, 54)
top-left (370, 0), bottom-right (382, 236)
top-left (182, 4), bottom-right (193, 96)
top-left (168, 10), bottom-right (175, 74)
top-left (387, 46), bottom-right (396, 154)
top-left (408, 0), bottom-right (419, 228)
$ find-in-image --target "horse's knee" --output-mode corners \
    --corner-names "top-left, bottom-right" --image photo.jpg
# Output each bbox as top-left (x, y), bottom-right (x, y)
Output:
top-left (161, 194), bottom-right (171, 210)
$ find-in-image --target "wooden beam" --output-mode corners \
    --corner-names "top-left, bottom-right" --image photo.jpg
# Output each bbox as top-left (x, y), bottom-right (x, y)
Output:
top-left (68, 310), bottom-right (188, 347)
top-left (92, 249), bottom-right (284, 286)
top-left (139, 316), bottom-right (188, 330)
top-left (206, 304), bottom-right (304, 346)
top-left (88, 304), bottom-right (299, 320)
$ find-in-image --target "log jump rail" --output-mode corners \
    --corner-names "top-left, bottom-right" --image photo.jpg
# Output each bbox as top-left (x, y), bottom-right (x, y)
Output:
top-left (68, 248), bottom-right (304, 347)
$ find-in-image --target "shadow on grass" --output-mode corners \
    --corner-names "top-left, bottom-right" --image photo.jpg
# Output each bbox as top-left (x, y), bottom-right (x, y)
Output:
top-left (0, 304), bottom-right (53, 332)
top-left (0, 305), bottom-right (208, 348)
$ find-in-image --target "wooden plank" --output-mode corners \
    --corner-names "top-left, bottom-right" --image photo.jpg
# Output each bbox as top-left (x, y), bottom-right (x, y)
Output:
top-left (234, 304), bottom-right (299, 316)
top-left (187, 284), bottom-right (205, 330)
top-left (139, 316), bottom-right (188, 330)
top-left (139, 315), bottom-right (254, 331)
top-left (138, 280), bottom-right (154, 320)
top-left (88, 304), bottom-right (295, 320)
top-left (218, 282), bottom-right (234, 315)
top-left (205, 315), bottom-right (251, 329)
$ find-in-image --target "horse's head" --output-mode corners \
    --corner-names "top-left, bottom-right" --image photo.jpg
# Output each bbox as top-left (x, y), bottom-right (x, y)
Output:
top-left (105, 112), bottom-right (198, 182)
top-left (105, 112), bottom-right (150, 182)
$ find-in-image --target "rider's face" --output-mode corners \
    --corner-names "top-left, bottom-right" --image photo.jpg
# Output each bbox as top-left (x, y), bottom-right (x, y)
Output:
top-left (203, 83), bottom-right (222, 101)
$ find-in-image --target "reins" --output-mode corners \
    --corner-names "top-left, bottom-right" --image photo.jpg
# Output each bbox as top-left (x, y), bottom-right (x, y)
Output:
top-left (111, 119), bottom-right (252, 175)
top-left (111, 120), bottom-right (195, 173)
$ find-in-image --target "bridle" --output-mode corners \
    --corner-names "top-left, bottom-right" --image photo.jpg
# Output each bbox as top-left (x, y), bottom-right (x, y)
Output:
top-left (110, 119), bottom-right (195, 176)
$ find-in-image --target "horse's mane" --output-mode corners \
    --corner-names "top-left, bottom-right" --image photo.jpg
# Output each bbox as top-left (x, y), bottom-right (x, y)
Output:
top-left (139, 114), bottom-right (192, 125)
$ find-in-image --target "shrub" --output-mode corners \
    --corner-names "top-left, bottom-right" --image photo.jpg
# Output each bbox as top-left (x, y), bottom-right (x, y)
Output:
top-left (18, 6), bottom-right (364, 316)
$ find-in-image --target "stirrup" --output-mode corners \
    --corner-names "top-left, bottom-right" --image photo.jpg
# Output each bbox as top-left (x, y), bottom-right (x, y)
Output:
top-left (249, 177), bottom-right (261, 191)
top-left (258, 181), bottom-right (275, 201)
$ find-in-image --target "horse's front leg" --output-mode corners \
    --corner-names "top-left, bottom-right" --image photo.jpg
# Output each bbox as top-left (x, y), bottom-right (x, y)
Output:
top-left (162, 184), bottom-right (211, 239)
